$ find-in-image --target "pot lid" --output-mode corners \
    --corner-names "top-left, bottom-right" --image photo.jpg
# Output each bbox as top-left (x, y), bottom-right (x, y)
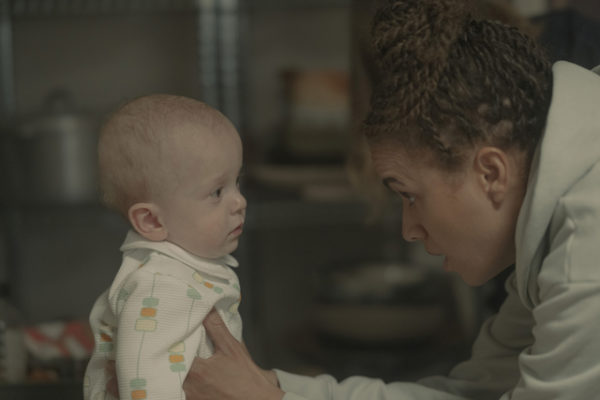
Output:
top-left (13, 89), bottom-right (96, 137)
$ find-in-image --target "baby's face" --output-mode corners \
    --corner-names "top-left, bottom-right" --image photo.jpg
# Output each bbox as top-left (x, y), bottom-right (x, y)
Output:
top-left (156, 124), bottom-right (246, 259)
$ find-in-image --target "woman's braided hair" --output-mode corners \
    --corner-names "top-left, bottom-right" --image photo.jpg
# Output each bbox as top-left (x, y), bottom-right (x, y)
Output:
top-left (363, 0), bottom-right (553, 171)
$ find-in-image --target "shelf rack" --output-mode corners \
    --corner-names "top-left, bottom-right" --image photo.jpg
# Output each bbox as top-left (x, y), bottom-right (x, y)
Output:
top-left (5, 0), bottom-right (350, 16)
top-left (8, 0), bottom-right (201, 16)
top-left (0, 0), bottom-right (352, 120)
top-left (0, 0), bottom-right (242, 127)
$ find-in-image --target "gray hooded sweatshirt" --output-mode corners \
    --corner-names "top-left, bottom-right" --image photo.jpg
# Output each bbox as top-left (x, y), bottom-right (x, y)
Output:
top-left (275, 61), bottom-right (600, 399)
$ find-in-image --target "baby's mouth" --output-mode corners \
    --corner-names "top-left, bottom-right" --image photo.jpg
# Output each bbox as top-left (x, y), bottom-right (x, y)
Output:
top-left (230, 223), bottom-right (244, 235)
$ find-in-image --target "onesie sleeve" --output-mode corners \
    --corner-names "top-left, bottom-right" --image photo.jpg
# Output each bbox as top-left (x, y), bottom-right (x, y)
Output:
top-left (113, 268), bottom-right (217, 400)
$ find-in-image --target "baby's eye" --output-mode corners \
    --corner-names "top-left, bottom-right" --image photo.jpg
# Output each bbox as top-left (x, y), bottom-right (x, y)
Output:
top-left (211, 188), bottom-right (223, 198)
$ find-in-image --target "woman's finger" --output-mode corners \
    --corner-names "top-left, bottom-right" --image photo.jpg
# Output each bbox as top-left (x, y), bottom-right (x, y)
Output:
top-left (104, 360), bottom-right (119, 397)
top-left (105, 359), bottom-right (116, 376)
top-left (203, 309), bottom-right (238, 355)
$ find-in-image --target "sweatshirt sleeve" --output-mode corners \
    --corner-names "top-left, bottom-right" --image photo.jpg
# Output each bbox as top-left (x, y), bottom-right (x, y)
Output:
top-left (418, 273), bottom-right (530, 399)
top-left (275, 273), bottom-right (529, 400)
top-left (276, 369), bottom-right (473, 400)
top-left (276, 236), bottom-right (600, 400)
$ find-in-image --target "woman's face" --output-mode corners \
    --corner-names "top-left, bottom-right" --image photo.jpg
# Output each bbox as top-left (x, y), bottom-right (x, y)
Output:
top-left (369, 141), bottom-right (525, 286)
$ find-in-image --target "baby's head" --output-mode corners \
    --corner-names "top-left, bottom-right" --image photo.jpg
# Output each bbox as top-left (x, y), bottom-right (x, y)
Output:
top-left (99, 94), bottom-right (246, 259)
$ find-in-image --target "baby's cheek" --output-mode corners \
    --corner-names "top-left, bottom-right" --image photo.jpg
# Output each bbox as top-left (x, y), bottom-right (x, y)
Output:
top-left (198, 223), bottom-right (229, 255)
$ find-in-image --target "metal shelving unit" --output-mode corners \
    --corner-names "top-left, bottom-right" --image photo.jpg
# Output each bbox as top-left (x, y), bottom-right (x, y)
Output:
top-left (0, 0), bottom-right (242, 127)
top-left (0, 0), bottom-right (15, 118)
top-left (0, 0), bottom-right (349, 122)
top-left (2, 0), bottom-right (349, 17)
top-left (8, 0), bottom-right (201, 16)
top-left (247, 0), bottom-right (349, 11)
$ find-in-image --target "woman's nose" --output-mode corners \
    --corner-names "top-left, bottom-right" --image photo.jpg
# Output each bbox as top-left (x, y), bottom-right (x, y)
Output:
top-left (402, 208), bottom-right (425, 242)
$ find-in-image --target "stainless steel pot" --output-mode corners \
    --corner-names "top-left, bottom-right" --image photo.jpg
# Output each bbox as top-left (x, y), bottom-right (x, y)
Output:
top-left (2, 91), bottom-right (100, 204)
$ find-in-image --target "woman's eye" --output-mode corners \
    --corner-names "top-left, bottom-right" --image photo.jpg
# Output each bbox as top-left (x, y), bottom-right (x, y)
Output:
top-left (399, 192), bottom-right (415, 205)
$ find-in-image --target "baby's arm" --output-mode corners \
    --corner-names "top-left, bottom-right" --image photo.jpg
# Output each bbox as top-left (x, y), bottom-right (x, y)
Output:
top-left (114, 270), bottom-right (212, 400)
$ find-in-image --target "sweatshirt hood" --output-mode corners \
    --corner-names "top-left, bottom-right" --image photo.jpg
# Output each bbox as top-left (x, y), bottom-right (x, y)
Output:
top-left (515, 61), bottom-right (600, 307)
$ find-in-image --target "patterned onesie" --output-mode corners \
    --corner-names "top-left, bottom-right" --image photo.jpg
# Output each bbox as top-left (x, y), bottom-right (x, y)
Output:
top-left (83, 230), bottom-right (242, 400)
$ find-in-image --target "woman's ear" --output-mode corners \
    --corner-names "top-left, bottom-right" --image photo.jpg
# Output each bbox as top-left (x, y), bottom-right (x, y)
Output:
top-left (128, 202), bottom-right (168, 242)
top-left (473, 146), bottom-right (509, 206)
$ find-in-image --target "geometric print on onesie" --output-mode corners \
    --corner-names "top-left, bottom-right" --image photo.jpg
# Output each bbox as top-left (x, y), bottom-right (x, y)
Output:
top-left (129, 272), bottom-right (159, 400)
top-left (127, 269), bottom-right (241, 400)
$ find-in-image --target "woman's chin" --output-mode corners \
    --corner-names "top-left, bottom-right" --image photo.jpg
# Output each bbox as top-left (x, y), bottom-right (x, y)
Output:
top-left (442, 256), bottom-right (451, 271)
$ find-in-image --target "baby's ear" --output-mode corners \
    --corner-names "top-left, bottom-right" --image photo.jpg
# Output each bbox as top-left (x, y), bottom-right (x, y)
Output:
top-left (128, 203), bottom-right (168, 242)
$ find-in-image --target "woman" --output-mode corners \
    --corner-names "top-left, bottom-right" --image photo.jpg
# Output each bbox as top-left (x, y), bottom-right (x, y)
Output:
top-left (110, 0), bottom-right (600, 398)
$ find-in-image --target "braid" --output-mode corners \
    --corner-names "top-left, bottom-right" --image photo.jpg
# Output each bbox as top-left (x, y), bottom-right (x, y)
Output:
top-left (364, 0), bottom-right (552, 170)
top-left (371, 0), bottom-right (468, 120)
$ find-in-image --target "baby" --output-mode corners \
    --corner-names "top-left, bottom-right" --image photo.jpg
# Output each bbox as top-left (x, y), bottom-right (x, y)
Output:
top-left (83, 94), bottom-right (246, 400)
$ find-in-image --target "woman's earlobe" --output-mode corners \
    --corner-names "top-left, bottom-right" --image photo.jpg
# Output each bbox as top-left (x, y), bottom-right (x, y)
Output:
top-left (128, 203), bottom-right (168, 241)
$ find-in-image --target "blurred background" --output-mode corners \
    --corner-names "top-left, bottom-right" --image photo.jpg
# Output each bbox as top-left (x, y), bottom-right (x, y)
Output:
top-left (0, 0), bottom-right (598, 398)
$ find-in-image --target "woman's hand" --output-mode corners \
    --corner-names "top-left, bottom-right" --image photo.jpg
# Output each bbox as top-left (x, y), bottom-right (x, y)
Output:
top-left (183, 309), bottom-right (285, 400)
top-left (105, 360), bottom-right (119, 398)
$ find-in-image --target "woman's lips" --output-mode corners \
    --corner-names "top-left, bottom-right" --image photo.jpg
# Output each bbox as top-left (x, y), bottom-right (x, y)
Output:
top-left (425, 246), bottom-right (442, 257)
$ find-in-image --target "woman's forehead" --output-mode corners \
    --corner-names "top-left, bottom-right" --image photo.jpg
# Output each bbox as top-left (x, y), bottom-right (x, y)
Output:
top-left (370, 140), bottom-right (424, 166)
top-left (369, 144), bottom-right (425, 181)
top-left (369, 141), bottom-right (469, 190)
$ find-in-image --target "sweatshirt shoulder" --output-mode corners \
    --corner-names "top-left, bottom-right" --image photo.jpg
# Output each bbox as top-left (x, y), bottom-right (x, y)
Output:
top-left (541, 160), bottom-right (600, 288)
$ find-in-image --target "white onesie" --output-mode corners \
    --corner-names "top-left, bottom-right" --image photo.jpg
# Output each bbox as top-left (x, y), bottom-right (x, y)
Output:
top-left (83, 230), bottom-right (242, 400)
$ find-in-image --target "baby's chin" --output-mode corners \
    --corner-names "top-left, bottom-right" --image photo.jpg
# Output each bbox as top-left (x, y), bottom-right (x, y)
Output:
top-left (187, 244), bottom-right (237, 260)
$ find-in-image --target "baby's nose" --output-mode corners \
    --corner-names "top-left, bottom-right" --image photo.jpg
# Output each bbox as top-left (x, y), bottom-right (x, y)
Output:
top-left (234, 192), bottom-right (247, 213)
